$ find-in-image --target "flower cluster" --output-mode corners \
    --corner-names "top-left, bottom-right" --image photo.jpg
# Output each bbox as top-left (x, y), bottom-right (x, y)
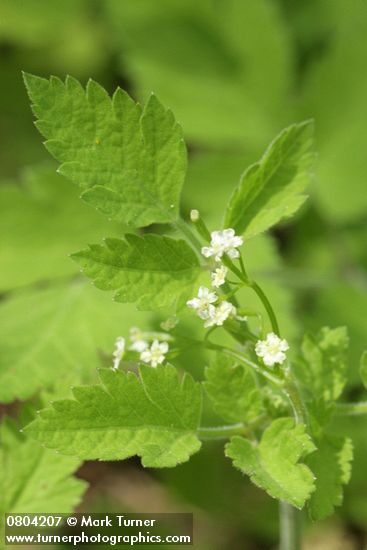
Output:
top-left (187, 286), bottom-right (236, 327)
top-left (255, 332), bottom-right (289, 367)
top-left (202, 229), bottom-right (243, 261)
top-left (112, 328), bottom-right (169, 369)
top-left (186, 227), bottom-right (244, 327)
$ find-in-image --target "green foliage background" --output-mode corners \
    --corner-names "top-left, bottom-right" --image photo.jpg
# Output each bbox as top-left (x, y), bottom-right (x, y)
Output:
top-left (0, 0), bottom-right (366, 548)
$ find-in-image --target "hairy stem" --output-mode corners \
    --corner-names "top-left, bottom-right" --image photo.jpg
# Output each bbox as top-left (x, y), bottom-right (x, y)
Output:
top-left (279, 501), bottom-right (301, 550)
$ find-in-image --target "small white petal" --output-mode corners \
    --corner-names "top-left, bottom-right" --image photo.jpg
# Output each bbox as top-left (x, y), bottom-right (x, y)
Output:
top-left (201, 246), bottom-right (213, 258)
top-left (211, 265), bottom-right (228, 288)
top-left (112, 336), bottom-right (125, 370)
top-left (255, 333), bottom-right (289, 368)
top-left (227, 248), bottom-right (240, 259)
top-left (187, 297), bottom-right (200, 309)
top-left (222, 228), bottom-right (235, 239)
top-left (140, 339), bottom-right (169, 368)
top-left (130, 340), bottom-right (148, 352)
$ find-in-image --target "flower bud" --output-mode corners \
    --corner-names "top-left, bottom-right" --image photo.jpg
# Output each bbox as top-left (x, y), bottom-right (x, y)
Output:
top-left (190, 209), bottom-right (200, 222)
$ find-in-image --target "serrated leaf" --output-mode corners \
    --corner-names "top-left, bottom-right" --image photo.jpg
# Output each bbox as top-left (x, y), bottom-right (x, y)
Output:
top-left (204, 353), bottom-right (263, 424)
top-left (224, 121), bottom-right (314, 238)
top-left (0, 417), bottom-right (86, 514)
top-left (72, 233), bottom-right (201, 311)
top-left (0, 282), bottom-right (149, 403)
top-left (360, 351), bottom-right (367, 389)
top-left (23, 74), bottom-right (186, 227)
top-left (307, 399), bottom-right (335, 440)
top-left (25, 365), bottom-right (202, 468)
top-left (225, 418), bottom-right (316, 508)
top-left (300, 327), bottom-right (349, 402)
top-left (306, 435), bottom-right (353, 521)
top-left (310, 284), bottom-right (367, 385)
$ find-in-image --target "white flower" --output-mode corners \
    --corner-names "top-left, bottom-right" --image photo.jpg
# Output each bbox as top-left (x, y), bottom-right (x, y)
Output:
top-left (186, 286), bottom-right (217, 320)
top-left (140, 340), bottom-right (169, 368)
top-left (204, 301), bottom-right (236, 327)
top-left (129, 327), bottom-right (148, 352)
top-left (202, 229), bottom-right (243, 261)
top-left (255, 333), bottom-right (289, 367)
top-left (211, 265), bottom-right (228, 288)
top-left (112, 336), bottom-right (125, 370)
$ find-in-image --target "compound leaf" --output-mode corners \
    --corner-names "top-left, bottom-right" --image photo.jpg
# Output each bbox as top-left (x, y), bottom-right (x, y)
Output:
top-left (25, 365), bottom-right (202, 468)
top-left (23, 74), bottom-right (186, 228)
top-left (204, 354), bottom-right (263, 424)
top-left (225, 417), bottom-right (316, 508)
top-left (72, 233), bottom-right (201, 311)
top-left (224, 121), bottom-right (314, 238)
top-left (306, 435), bottom-right (353, 521)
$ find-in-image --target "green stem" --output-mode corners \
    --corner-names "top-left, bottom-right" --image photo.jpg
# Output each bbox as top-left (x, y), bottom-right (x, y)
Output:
top-left (283, 377), bottom-right (307, 426)
top-left (279, 501), bottom-right (301, 550)
top-left (174, 218), bottom-right (203, 255)
top-left (198, 423), bottom-right (247, 440)
top-left (222, 255), bottom-right (247, 282)
top-left (249, 281), bottom-right (280, 335)
top-left (231, 256), bottom-right (303, 550)
top-left (205, 343), bottom-right (283, 386)
top-left (278, 377), bottom-right (305, 550)
top-left (225, 319), bottom-right (258, 344)
top-left (198, 415), bottom-right (267, 440)
top-left (335, 401), bottom-right (367, 416)
top-left (222, 281), bottom-right (240, 308)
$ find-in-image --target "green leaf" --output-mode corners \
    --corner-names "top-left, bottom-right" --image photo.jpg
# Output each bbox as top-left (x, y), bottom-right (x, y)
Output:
top-left (0, 165), bottom-right (125, 292)
top-left (309, 283), bottom-right (367, 385)
top-left (302, 5), bottom-right (367, 221)
top-left (23, 74), bottom-right (186, 227)
top-left (225, 418), bottom-right (316, 508)
top-left (0, 417), bottom-right (86, 514)
top-left (307, 399), bottom-right (335, 440)
top-left (306, 435), bottom-right (353, 521)
top-left (72, 233), bottom-right (201, 311)
top-left (0, 1), bottom-right (105, 76)
top-left (25, 365), bottom-right (202, 468)
top-left (0, 282), bottom-right (150, 403)
top-left (300, 326), bottom-right (349, 402)
top-left (204, 353), bottom-right (263, 424)
top-left (224, 121), bottom-right (314, 238)
top-left (105, 0), bottom-right (292, 147)
top-left (360, 351), bottom-right (367, 389)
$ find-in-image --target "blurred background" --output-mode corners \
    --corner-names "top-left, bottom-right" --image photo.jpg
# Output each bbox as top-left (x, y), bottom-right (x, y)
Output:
top-left (1, 1), bottom-right (367, 548)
